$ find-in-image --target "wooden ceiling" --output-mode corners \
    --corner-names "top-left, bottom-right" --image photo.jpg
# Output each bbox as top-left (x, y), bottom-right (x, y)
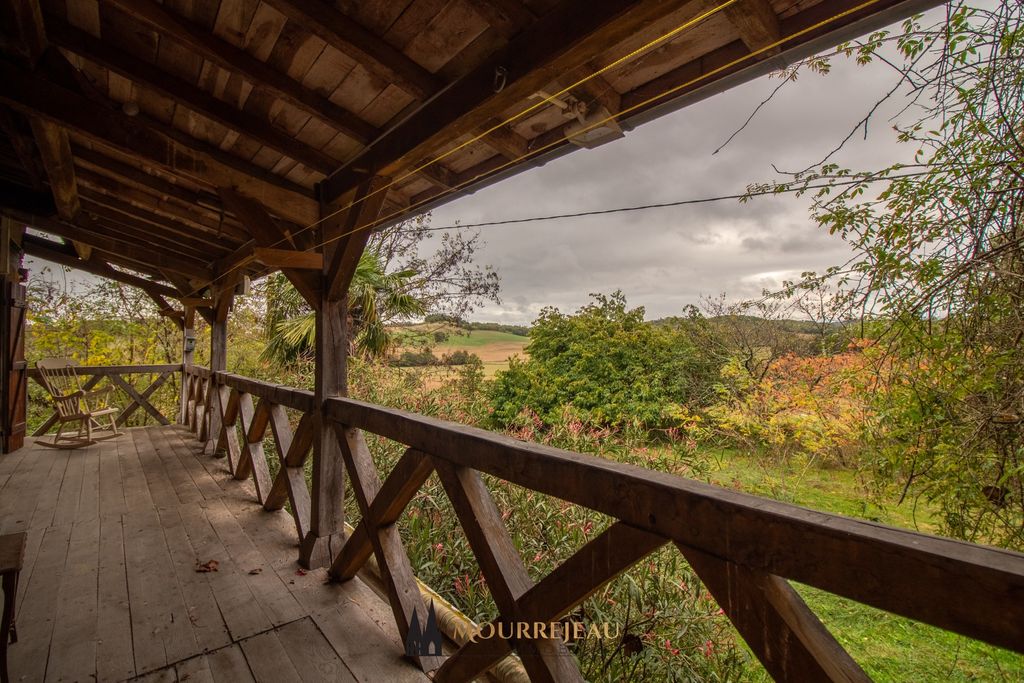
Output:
top-left (0, 0), bottom-right (940, 311)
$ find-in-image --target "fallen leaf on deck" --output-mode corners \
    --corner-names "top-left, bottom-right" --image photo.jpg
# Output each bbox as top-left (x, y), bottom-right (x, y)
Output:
top-left (195, 559), bottom-right (219, 573)
top-left (248, 567), bottom-right (262, 575)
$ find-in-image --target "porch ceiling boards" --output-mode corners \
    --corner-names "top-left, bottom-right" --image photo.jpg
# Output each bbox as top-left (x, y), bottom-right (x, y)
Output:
top-left (0, 0), bottom-right (941, 308)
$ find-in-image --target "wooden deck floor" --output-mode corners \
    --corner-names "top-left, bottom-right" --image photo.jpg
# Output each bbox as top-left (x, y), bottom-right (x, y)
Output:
top-left (0, 425), bottom-right (429, 683)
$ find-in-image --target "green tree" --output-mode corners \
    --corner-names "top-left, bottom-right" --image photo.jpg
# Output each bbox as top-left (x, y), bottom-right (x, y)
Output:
top-left (261, 248), bottom-right (424, 364)
top-left (489, 292), bottom-right (717, 432)
top-left (751, 2), bottom-right (1024, 547)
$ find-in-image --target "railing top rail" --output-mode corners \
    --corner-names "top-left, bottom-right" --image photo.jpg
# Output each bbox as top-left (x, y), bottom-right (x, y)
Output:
top-left (326, 395), bottom-right (1024, 653)
top-left (218, 372), bottom-right (315, 413)
top-left (27, 363), bottom-right (181, 378)
top-left (186, 367), bottom-right (315, 413)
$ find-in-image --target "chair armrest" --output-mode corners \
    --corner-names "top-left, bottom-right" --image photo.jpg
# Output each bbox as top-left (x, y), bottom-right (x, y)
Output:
top-left (54, 390), bottom-right (84, 401)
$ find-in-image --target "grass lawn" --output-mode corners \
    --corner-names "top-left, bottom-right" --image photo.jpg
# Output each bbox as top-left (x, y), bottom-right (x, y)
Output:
top-left (699, 448), bottom-right (1024, 681)
top-left (392, 324), bottom-right (529, 378)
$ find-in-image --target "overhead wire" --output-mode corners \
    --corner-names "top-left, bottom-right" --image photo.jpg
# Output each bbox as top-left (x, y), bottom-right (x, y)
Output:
top-left (191, 0), bottom-right (887, 298)
top-left (400, 169), bottom-right (967, 232)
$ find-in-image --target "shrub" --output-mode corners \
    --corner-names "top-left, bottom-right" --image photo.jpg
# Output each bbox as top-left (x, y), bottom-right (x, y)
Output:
top-left (489, 292), bottom-right (718, 433)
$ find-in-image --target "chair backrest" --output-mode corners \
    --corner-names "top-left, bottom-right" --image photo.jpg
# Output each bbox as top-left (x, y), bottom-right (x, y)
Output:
top-left (36, 358), bottom-right (84, 402)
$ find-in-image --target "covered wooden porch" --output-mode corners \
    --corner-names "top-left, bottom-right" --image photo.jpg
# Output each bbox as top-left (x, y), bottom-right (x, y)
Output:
top-left (1, 0), bottom-right (1023, 680)
top-left (0, 423), bottom-right (428, 683)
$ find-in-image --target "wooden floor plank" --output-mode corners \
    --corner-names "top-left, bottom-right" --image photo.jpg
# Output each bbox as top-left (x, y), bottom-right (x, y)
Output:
top-left (0, 441), bottom-right (55, 534)
top-left (9, 524), bottom-right (73, 682)
top-left (27, 447), bottom-right (72, 531)
top-left (99, 437), bottom-right (128, 518)
top-left (132, 665), bottom-right (177, 683)
top-left (97, 514), bottom-right (137, 682)
top-left (52, 445), bottom-right (87, 527)
top-left (47, 516), bottom-right (101, 683)
top-left (132, 429), bottom-right (180, 510)
top-left (206, 643), bottom-right (256, 682)
top-left (311, 602), bottom-right (428, 683)
top-left (157, 506), bottom-right (232, 652)
top-left (177, 504), bottom-right (274, 641)
top-left (176, 653), bottom-right (216, 683)
top-left (149, 426), bottom-right (205, 506)
top-left (165, 427), bottom-right (224, 499)
top-left (204, 498), bottom-right (305, 627)
top-left (79, 442), bottom-right (103, 522)
top-left (120, 436), bottom-right (156, 512)
top-left (0, 444), bottom-right (30, 493)
top-left (123, 508), bottom-right (200, 674)
top-left (276, 617), bottom-right (358, 682)
top-left (238, 630), bottom-right (304, 683)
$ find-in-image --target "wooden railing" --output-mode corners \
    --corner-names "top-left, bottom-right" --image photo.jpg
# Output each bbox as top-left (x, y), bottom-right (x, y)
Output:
top-left (28, 363), bottom-right (180, 436)
top-left (183, 365), bottom-right (1024, 682)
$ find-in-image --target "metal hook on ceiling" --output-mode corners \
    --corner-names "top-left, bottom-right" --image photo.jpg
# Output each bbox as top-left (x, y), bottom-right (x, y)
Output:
top-left (493, 66), bottom-right (508, 93)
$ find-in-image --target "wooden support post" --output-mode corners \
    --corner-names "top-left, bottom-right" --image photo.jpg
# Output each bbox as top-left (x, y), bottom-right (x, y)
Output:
top-left (179, 306), bottom-right (195, 424)
top-left (205, 288), bottom-right (231, 454)
top-left (298, 269), bottom-right (345, 568)
top-left (299, 177), bottom-right (387, 569)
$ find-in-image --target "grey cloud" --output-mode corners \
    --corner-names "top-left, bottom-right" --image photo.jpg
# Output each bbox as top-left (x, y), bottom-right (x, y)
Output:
top-left (428, 34), bottom-right (920, 326)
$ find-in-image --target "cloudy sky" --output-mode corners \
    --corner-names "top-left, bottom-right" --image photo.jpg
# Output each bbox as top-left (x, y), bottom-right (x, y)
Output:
top-left (426, 16), bottom-right (931, 324)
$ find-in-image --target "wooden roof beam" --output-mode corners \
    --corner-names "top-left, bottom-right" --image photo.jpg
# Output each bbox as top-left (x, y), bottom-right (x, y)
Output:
top-left (2, 0), bottom-right (92, 259)
top-left (261, 0), bottom-right (533, 170)
top-left (216, 243), bottom-right (322, 279)
top-left (321, 0), bottom-right (670, 202)
top-left (325, 177), bottom-right (389, 302)
top-left (8, 209), bottom-right (213, 280)
top-left (77, 190), bottom-right (243, 248)
top-left (75, 174), bottom-right (248, 240)
top-left (22, 233), bottom-right (180, 299)
top-left (106, 0), bottom-right (377, 145)
top-left (79, 205), bottom-right (229, 264)
top-left (0, 0), bottom-right (45, 63)
top-left (259, 0), bottom-right (440, 100)
top-left (0, 59), bottom-right (319, 225)
top-left (218, 188), bottom-right (320, 307)
top-left (46, 18), bottom-right (339, 175)
top-left (0, 106), bottom-right (46, 189)
top-left (28, 118), bottom-right (95, 259)
top-left (713, 0), bottom-right (782, 57)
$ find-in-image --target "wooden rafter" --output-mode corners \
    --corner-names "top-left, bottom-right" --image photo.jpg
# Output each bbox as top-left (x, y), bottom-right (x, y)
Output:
top-left (105, 0), bottom-right (377, 146)
top-left (8, 209), bottom-right (212, 280)
top-left (325, 176), bottom-right (389, 302)
top-left (259, 0), bottom-right (440, 100)
top-left (70, 145), bottom-right (224, 213)
top-left (74, 169), bottom-right (240, 237)
top-left (320, 0), bottom-right (670, 202)
top-left (217, 188), bottom-right (320, 307)
top-left (76, 194), bottom-right (237, 252)
top-left (0, 106), bottom-right (46, 189)
top-left (731, 0), bottom-right (783, 55)
top-left (22, 233), bottom-right (179, 299)
top-left (714, 0), bottom-right (783, 57)
top-left (261, 0), bottom-right (531, 173)
top-left (46, 18), bottom-right (339, 175)
top-left (0, 59), bottom-right (319, 225)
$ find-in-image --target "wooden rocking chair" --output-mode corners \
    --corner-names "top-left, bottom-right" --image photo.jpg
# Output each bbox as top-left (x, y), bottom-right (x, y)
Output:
top-left (35, 359), bottom-right (121, 449)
